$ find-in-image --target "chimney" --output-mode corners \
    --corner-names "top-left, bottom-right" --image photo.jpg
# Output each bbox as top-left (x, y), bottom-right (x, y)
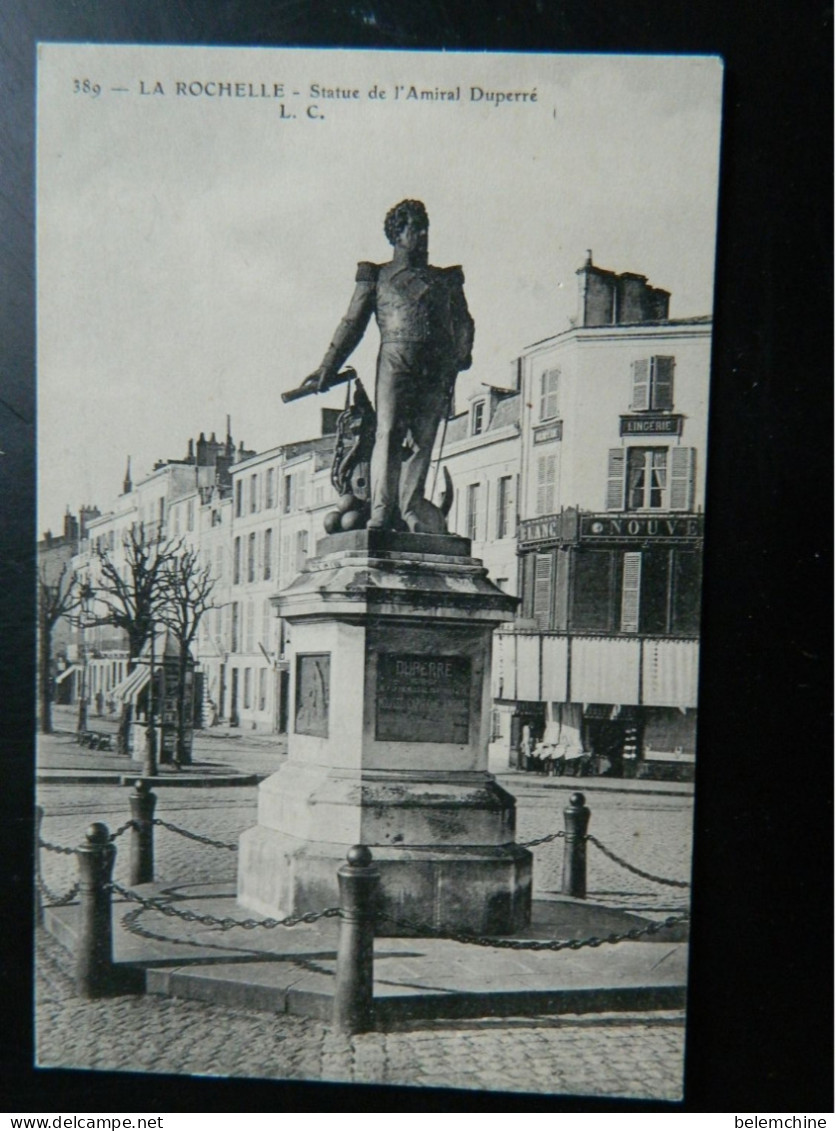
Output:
top-left (122, 456), bottom-right (132, 495)
top-left (576, 252), bottom-right (671, 326)
top-left (576, 252), bottom-right (617, 327)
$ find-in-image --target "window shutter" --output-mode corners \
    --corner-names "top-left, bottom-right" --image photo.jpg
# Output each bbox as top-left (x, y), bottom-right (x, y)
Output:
top-left (533, 552), bottom-right (553, 628)
top-left (544, 453), bottom-right (556, 513)
top-left (606, 448), bottom-right (626, 510)
top-left (620, 552), bottom-right (642, 633)
top-left (669, 447), bottom-right (696, 510)
top-left (652, 356), bottom-right (675, 410)
top-left (630, 359), bottom-right (651, 410)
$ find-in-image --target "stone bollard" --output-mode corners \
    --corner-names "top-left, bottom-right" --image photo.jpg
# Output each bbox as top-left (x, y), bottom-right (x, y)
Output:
top-left (76, 822), bottom-right (117, 999)
top-left (333, 845), bottom-right (380, 1035)
top-left (128, 780), bottom-right (157, 886)
top-left (35, 804), bottom-right (44, 926)
top-left (562, 792), bottom-right (591, 899)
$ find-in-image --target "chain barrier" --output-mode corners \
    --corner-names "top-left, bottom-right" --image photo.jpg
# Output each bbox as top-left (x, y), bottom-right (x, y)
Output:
top-left (586, 834), bottom-right (691, 889)
top-left (520, 829), bottom-right (565, 848)
top-left (109, 882), bottom-right (341, 931)
top-left (36, 872), bottom-right (80, 907)
top-left (38, 838), bottom-right (77, 857)
top-left (109, 820), bottom-right (136, 842)
top-left (378, 910), bottom-right (689, 951)
top-left (151, 819), bottom-right (238, 851)
top-left (518, 821), bottom-right (690, 891)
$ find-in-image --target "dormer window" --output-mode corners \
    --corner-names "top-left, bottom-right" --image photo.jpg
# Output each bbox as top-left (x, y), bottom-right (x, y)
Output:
top-left (471, 400), bottom-right (485, 436)
top-left (539, 367), bottom-right (559, 421)
top-left (630, 356), bottom-right (675, 411)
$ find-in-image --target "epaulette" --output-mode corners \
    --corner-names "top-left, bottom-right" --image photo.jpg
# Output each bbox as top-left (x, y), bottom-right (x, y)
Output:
top-left (443, 265), bottom-right (465, 283)
top-left (355, 261), bottom-right (380, 282)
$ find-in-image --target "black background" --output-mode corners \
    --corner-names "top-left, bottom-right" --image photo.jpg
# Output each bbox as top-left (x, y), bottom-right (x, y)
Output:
top-left (2, 0), bottom-right (832, 1114)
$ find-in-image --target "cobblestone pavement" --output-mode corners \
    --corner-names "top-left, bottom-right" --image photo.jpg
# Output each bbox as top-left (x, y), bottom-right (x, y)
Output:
top-left (36, 928), bottom-right (685, 1100)
top-left (35, 776), bottom-right (691, 1099)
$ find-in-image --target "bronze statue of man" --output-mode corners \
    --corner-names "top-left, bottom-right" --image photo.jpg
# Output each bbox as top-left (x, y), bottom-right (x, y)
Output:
top-left (313, 200), bottom-right (474, 533)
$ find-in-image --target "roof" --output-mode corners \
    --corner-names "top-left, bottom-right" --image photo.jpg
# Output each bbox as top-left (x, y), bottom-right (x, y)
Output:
top-left (525, 315), bottom-right (712, 351)
top-left (444, 391), bottom-right (521, 447)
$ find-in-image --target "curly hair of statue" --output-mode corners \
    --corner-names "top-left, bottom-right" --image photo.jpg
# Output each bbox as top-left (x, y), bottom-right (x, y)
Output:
top-left (384, 199), bottom-right (429, 245)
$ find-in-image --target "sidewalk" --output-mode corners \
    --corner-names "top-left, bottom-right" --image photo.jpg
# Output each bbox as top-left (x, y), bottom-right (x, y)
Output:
top-left (38, 710), bottom-right (287, 785)
top-left (44, 885), bottom-right (687, 1024)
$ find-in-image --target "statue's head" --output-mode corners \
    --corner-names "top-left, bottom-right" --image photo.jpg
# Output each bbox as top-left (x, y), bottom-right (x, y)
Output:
top-left (384, 199), bottom-right (429, 247)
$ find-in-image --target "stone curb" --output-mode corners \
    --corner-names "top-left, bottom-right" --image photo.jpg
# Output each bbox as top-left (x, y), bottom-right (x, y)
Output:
top-left (37, 772), bottom-right (264, 788)
top-left (495, 774), bottom-right (694, 799)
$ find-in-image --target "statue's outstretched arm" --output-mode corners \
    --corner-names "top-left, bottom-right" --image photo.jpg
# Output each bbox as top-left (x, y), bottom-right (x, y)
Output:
top-left (316, 276), bottom-right (376, 390)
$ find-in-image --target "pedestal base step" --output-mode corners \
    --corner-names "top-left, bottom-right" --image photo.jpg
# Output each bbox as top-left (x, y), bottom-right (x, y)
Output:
top-left (238, 829), bottom-right (532, 936)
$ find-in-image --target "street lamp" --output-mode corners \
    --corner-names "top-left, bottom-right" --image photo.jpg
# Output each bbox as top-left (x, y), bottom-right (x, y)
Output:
top-left (76, 582), bottom-right (93, 735)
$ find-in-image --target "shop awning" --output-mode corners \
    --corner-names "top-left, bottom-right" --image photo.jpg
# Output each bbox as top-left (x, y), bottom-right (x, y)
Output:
top-left (111, 665), bottom-right (150, 704)
top-left (55, 664), bottom-right (81, 685)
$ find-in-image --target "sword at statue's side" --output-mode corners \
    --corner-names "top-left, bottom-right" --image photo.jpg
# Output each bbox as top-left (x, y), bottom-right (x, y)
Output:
top-left (430, 382), bottom-right (456, 502)
top-left (281, 367), bottom-right (357, 404)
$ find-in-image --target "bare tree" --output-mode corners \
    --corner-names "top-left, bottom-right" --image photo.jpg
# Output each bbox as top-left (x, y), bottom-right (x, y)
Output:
top-left (37, 560), bottom-right (83, 734)
top-left (157, 545), bottom-right (216, 764)
top-left (91, 524), bottom-right (178, 753)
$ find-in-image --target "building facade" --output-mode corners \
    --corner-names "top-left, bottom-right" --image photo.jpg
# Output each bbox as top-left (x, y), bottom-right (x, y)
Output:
top-left (49, 257), bottom-right (710, 774)
top-left (494, 257), bottom-right (709, 778)
top-left (225, 418), bottom-right (339, 733)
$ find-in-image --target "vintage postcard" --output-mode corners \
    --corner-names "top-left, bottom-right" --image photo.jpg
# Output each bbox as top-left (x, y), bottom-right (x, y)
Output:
top-left (36, 43), bottom-right (722, 1102)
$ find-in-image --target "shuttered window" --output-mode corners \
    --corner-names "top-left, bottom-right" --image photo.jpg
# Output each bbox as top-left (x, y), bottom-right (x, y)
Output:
top-left (233, 537), bottom-right (241, 584)
top-left (466, 483), bottom-right (481, 541)
top-left (669, 447), bottom-right (696, 510)
top-left (539, 368), bottom-right (560, 420)
top-left (295, 530), bottom-right (309, 574)
top-left (533, 552), bottom-right (553, 628)
top-left (606, 449), bottom-right (626, 510)
top-left (620, 552), bottom-right (642, 633)
top-left (496, 475), bottom-right (514, 539)
top-left (536, 453), bottom-right (557, 515)
top-left (630, 356), bottom-right (675, 410)
top-left (652, 357), bottom-right (675, 410)
top-left (245, 601), bottom-right (254, 653)
top-left (247, 532), bottom-right (256, 582)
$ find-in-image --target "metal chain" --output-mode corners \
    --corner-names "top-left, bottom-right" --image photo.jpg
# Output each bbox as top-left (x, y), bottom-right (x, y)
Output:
top-left (378, 910), bottom-right (690, 951)
top-left (36, 873), bottom-right (80, 906)
top-left (110, 882), bottom-right (341, 931)
top-left (586, 834), bottom-right (691, 889)
top-left (520, 829), bottom-right (566, 848)
top-left (109, 820), bottom-right (136, 842)
top-left (38, 838), bottom-right (77, 857)
top-left (152, 819), bottom-right (238, 851)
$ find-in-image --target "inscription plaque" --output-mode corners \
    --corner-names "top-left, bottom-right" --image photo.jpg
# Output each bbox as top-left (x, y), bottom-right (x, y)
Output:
top-left (376, 654), bottom-right (471, 744)
top-left (294, 653), bottom-right (330, 737)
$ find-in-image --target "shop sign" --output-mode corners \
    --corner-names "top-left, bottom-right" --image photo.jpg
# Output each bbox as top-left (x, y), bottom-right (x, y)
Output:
top-left (581, 514), bottom-right (703, 540)
top-left (519, 515), bottom-right (559, 544)
top-left (619, 414), bottom-right (683, 436)
top-left (518, 509), bottom-right (580, 546)
top-left (533, 421), bottom-right (562, 443)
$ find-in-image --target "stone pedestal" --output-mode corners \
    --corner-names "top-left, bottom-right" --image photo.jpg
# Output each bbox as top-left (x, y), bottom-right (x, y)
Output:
top-left (237, 530), bottom-right (532, 935)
